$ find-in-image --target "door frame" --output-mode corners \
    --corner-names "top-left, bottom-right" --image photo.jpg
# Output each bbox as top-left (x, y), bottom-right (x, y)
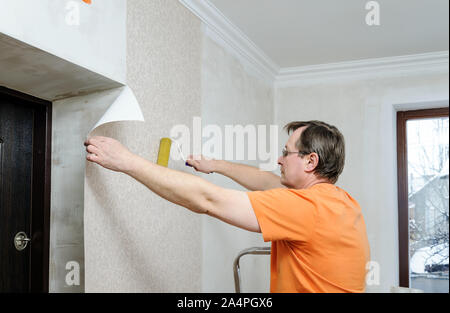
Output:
top-left (0, 86), bottom-right (51, 292)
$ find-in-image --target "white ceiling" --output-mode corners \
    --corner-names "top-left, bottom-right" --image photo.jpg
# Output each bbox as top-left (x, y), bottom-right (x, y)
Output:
top-left (208, 0), bottom-right (449, 68)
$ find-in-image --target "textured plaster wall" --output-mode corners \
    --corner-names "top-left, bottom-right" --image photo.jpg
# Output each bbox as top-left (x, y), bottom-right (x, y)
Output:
top-left (84, 0), bottom-right (203, 292)
top-left (200, 34), bottom-right (273, 293)
top-left (275, 70), bottom-right (449, 292)
top-left (51, 89), bottom-right (122, 292)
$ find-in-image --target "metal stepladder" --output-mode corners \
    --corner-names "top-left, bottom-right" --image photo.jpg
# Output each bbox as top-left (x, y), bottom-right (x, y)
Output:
top-left (233, 246), bottom-right (271, 293)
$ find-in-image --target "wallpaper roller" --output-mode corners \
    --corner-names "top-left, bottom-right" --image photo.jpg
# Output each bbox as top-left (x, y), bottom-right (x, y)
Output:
top-left (157, 137), bottom-right (193, 167)
top-left (157, 138), bottom-right (172, 167)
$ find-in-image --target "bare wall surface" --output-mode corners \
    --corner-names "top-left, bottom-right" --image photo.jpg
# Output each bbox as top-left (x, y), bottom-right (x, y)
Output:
top-left (200, 34), bottom-right (273, 293)
top-left (0, 0), bottom-right (126, 83)
top-left (0, 33), bottom-right (121, 101)
top-left (84, 0), bottom-right (203, 292)
top-left (275, 69), bottom-right (449, 292)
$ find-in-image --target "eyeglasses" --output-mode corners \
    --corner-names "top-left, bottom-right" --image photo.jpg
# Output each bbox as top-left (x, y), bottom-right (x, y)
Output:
top-left (281, 148), bottom-right (300, 158)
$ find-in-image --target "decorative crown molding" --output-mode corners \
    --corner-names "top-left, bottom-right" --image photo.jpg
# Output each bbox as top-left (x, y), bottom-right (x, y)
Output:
top-left (179, 0), bottom-right (279, 84)
top-left (179, 0), bottom-right (449, 87)
top-left (275, 51), bottom-right (449, 87)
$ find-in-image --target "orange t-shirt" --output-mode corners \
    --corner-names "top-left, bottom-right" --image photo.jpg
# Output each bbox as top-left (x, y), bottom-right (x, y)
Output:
top-left (247, 183), bottom-right (370, 293)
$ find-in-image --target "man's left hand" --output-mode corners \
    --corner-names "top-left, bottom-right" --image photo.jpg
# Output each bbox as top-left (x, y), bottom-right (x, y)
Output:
top-left (84, 136), bottom-right (135, 173)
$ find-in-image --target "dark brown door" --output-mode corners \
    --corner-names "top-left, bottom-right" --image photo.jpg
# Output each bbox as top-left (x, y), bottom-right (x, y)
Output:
top-left (0, 87), bottom-right (51, 293)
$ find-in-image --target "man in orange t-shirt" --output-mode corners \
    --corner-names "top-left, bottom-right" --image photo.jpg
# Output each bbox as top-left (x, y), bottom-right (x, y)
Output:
top-left (85, 120), bottom-right (370, 293)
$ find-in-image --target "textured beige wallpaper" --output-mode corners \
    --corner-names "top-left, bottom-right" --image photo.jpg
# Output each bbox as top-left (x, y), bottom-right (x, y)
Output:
top-left (84, 0), bottom-right (203, 292)
top-left (200, 35), bottom-right (273, 292)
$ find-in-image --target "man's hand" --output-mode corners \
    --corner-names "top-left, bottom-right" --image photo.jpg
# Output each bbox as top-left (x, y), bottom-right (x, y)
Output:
top-left (186, 155), bottom-right (216, 174)
top-left (84, 136), bottom-right (136, 173)
top-left (188, 157), bottom-right (284, 191)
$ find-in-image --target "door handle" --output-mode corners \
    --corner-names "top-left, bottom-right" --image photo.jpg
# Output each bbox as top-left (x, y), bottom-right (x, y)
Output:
top-left (14, 231), bottom-right (31, 251)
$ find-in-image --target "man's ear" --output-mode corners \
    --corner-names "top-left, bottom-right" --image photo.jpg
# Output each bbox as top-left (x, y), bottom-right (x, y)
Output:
top-left (305, 153), bottom-right (319, 172)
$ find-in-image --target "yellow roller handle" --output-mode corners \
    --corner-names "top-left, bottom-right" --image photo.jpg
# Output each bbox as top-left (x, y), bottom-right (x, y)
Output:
top-left (157, 138), bottom-right (172, 167)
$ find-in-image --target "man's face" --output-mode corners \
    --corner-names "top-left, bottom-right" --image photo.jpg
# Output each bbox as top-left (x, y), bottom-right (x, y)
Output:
top-left (278, 127), bottom-right (308, 188)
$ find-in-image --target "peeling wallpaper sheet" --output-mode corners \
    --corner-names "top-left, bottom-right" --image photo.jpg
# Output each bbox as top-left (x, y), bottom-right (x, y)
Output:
top-left (91, 86), bottom-right (144, 132)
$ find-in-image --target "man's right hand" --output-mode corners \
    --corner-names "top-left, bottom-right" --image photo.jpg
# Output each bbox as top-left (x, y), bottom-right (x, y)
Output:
top-left (186, 156), bottom-right (283, 191)
top-left (186, 155), bottom-right (216, 174)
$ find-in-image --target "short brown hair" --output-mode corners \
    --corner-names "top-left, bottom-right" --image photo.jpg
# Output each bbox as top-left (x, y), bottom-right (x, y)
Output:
top-left (284, 121), bottom-right (345, 184)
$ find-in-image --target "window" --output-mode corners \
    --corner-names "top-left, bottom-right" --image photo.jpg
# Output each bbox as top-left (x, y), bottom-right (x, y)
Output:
top-left (397, 108), bottom-right (449, 293)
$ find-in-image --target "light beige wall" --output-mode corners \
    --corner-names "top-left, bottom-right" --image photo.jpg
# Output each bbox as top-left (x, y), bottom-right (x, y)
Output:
top-left (275, 69), bottom-right (449, 292)
top-left (84, 0), bottom-right (203, 292)
top-left (200, 34), bottom-right (273, 293)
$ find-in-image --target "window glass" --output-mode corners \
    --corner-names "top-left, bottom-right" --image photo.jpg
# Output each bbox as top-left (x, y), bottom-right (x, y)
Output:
top-left (407, 117), bottom-right (449, 293)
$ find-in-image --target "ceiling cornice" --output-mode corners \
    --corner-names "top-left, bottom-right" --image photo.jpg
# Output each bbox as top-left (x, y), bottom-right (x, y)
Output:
top-left (275, 51), bottom-right (449, 87)
top-left (179, 0), bottom-right (279, 84)
top-left (179, 0), bottom-right (449, 87)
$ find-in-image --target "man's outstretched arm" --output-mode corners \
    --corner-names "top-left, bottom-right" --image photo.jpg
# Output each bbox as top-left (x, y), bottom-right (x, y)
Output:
top-left (186, 156), bottom-right (284, 191)
top-left (84, 136), bottom-right (261, 233)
